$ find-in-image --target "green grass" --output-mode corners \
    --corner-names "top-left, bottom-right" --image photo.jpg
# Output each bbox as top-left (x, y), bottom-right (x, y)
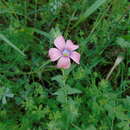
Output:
top-left (0, 0), bottom-right (130, 130)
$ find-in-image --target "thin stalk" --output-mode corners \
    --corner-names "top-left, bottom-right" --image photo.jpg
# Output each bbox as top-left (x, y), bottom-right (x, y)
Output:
top-left (106, 56), bottom-right (124, 80)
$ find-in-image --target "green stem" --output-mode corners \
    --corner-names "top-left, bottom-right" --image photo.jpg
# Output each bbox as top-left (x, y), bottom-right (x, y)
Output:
top-left (61, 69), bottom-right (68, 103)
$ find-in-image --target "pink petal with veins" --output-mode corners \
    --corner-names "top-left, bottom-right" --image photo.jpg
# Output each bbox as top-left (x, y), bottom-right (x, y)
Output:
top-left (57, 57), bottom-right (71, 69)
top-left (65, 40), bottom-right (79, 51)
top-left (70, 51), bottom-right (80, 64)
top-left (49, 48), bottom-right (62, 61)
top-left (54, 35), bottom-right (65, 50)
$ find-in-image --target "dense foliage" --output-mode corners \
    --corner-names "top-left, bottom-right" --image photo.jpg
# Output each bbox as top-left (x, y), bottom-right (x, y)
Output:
top-left (0, 0), bottom-right (130, 129)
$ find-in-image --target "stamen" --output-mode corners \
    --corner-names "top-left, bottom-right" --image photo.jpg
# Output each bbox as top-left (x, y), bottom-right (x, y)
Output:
top-left (62, 49), bottom-right (70, 57)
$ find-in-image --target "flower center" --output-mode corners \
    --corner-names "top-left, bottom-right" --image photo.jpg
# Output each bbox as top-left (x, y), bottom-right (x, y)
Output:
top-left (62, 49), bottom-right (70, 57)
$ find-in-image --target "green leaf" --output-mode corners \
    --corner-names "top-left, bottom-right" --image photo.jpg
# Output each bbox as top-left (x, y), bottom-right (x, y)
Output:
top-left (51, 75), bottom-right (64, 87)
top-left (53, 85), bottom-right (82, 96)
top-left (65, 85), bottom-right (82, 95)
top-left (117, 121), bottom-right (129, 129)
top-left (64, 65), bottom-right (76, 76)
top-left (57, 94), bottom-right (67, 103)
top-left (0, 34), bottom-right (25, 56)
top-left (2, 96), bottom-right (7, 104)
top-left (53, 88), bottom-right (65, 96)
top-left (6, 93), bottom-right (14, 98)
top-left (116, 37), bottom-right (130, 48)
top-left (53, 85), bottom-right (82, 103)
top-left (32, 28), bottom-right (51, 40)
top-left (50, 27), bottom-right (62, 40)
top-left (73, 0), bottom-right (108, 27)
top-left (86, 125), bottom-right (96, 130)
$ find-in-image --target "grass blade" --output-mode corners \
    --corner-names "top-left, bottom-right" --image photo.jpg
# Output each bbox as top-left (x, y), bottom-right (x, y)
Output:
top-left (32, 28), bottom-right (51, 40)
top-left (0, 34), bottom-right (25, 56)
top-left (73, 0), bottom-right (108, 28)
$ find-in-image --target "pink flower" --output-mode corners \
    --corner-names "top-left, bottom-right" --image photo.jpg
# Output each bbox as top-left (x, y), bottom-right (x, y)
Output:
top-left (49, 35), bottom-right (80, 69)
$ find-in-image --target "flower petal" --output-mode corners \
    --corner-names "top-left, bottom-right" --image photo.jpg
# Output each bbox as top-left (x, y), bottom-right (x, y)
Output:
top-left (54, 35), bottom-right (65, 50)
top-left (49, 48), bottom-right (62, 61)
top-left (70, 51), bottom-right (80, 64)
top-left (65, 40), bottom-right (79, 51)
top-left (57, 57), bottom-right (71, 69)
